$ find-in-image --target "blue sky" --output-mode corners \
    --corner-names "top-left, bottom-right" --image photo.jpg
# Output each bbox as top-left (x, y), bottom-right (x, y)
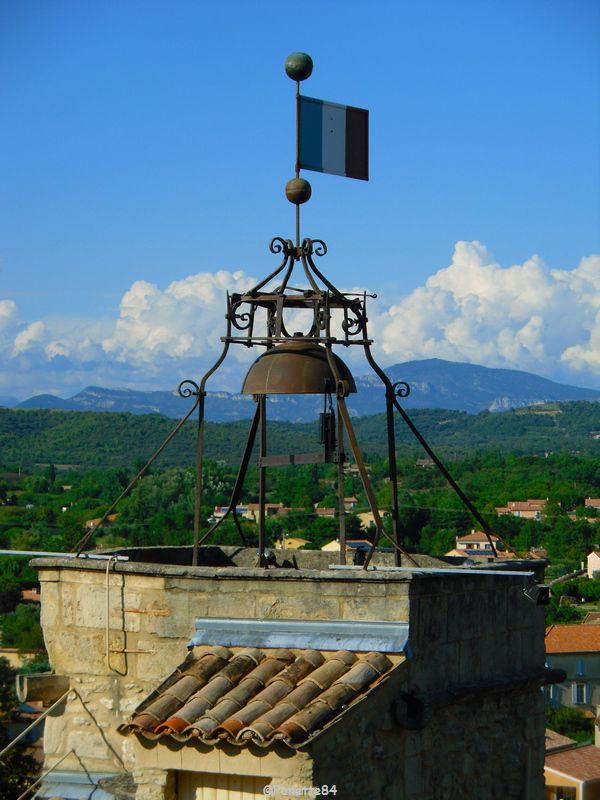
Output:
top-left (1, 0), bottom-right (599, 400)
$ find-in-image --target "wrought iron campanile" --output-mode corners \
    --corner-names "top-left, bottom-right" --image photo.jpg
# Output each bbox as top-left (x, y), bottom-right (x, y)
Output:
top-left (186, 53), bottom-right (416, 570)
top-left (74, 52), bottom-right (500, 566)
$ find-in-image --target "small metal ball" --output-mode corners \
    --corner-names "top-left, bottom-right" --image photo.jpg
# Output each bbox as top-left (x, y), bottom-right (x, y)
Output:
top-left (285, 52), bottom-right (313, 82)
top-left (285, 178), bottom-right (312, 205)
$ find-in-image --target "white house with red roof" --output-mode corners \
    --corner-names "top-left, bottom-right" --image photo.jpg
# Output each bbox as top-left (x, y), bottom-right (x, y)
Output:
top-left (446, 530), bottom-right (514, 559)
top-left (496, 498), bottom-right (546, 520)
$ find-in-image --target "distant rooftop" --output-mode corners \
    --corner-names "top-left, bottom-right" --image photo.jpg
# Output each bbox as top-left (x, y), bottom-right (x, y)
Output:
top-left (546, 624), bottom-right (600, 654)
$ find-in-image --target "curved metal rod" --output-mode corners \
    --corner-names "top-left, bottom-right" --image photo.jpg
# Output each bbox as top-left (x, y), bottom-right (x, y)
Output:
top-left (73, 392), bottom-right (201, 555)
top-left (322, 345), bottom-right (416, 569)
top-left (232, 510), bottom-right (248, 547)
top-left (196, 403), bottom-right (260, 548)
top-left (388, 392), bottom-right (516, 557)
top-left (277, 302), bottom-right (322, 340)
top-left (302, 241), bottom-right (347, 302)
top-left (247, 238), bottom-right (294, 295)
top-left (322, 345), bottom-right (346, 565)
top-left (335, 394), bottom-right (417, 569)
top-left (196, 503), bottom-right (247, 548)
top-left (362, 344), bottom-right (402, 566)
top-left (199, 341), bottom-right (231, 394)
top-left (302, 239), bottom-right (366, 322)
top-left (303, 248), bottom-right (370, 347)
top-left (362, 335), bottom-right (514, 558)
top-left (274, 252), bottom-right (297, 295)
top-left (299, 250), bottom-right (323, 294)
top-left (191, 341), bottom-right (234, 565)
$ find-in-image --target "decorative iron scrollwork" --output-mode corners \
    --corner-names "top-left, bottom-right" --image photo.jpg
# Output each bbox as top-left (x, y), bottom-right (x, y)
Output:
top-left (230, 296), bottom-right (254, 332)
top-left (341, 307), bottom-right (362, 337)
top-left (393, 381), bottom-right (411, 398)
top-left (178, 379), bottom-right (200, 398)
top-left (232, 311), bottom-right (254, 332)
top-left (312, 239), bottom-right (327, 257)
top-left (269, 237), bottom-right (293, 255)
top-left (301, 238), bottom-right (327, 257)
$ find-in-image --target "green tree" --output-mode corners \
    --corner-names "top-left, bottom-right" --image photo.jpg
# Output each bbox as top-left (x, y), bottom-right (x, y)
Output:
top-left (44, 463), bottom-right (56, 484)
top-left (0, 604), bottom-right (45, 652)
top-left (0, 657), bottom-right (38, 798)
top-left (546, 706), bottom-right (594, 743)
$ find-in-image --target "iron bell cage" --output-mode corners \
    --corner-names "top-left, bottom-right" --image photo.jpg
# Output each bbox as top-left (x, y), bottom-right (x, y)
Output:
top-left (74, 54), bottom-right (502, 568)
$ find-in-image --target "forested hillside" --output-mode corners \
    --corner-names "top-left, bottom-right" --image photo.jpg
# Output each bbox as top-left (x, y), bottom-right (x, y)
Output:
top-left (0, 402), bottom-right (599, 469)
top-left (2, 446), bottom-right (599, 659)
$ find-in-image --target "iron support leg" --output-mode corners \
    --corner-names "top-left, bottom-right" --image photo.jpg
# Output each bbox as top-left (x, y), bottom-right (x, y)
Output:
top-left (258, 395), bottom-right (267, 568)
top-left (337, 402), bottom-right (346, 566)
top-left (192, 393), bottom-right (205, 567)
top-left (385, 391), bottom-right (402, 567)
top-left (337, 397), bottom-right (415, 569)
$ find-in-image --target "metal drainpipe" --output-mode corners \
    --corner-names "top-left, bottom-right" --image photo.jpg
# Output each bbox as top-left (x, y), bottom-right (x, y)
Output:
top-left (105, 555), bottom-right (118, 672)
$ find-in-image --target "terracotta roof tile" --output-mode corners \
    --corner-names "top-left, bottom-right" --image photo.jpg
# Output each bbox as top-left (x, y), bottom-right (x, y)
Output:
top-left (545, 728), bottom-right (577, 752)
top-left (456, 531), bottom-right (500, 543)
top-left (546, 624), bottom-right (600, 654)
top-left (546, 744), bottom-right (600, 782)
top-left (119, 645), bottom-right (403, 748)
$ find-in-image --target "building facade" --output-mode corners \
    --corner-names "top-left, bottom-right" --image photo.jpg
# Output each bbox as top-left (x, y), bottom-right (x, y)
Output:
top-left (31, 547), bottom-right (554, 799)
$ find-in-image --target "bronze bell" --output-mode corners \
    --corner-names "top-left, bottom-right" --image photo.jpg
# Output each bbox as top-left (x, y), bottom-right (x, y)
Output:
top-left (241, 339), bottom-right (357, 395)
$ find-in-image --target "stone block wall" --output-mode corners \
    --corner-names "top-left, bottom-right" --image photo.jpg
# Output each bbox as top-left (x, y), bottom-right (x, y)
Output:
top-left (35, 554), bottom-right (547, 799)
top-left (37, 558), bottom-right (412, 778)
top-left (306, 570), bottom-right (546, 800)
top-left (310, 644), bottom-right (545, 800)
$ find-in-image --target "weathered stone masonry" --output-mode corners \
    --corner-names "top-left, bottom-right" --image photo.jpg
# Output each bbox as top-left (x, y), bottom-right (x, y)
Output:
top-left (33, 550), bottom-right (548, 799)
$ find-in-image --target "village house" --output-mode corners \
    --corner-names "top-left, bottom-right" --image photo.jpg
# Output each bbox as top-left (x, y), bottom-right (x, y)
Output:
top-left (85, 513), bottom-right (119, 530)
top-left (446, 530), bottom-right (513, 558)
top-left (23, 545), bottom-right (558, 799)
top-left (212, 504), bottom-right (292, 523)
top-left (313, 505), bottom-right (336, 518)
top-left (356, 510), bottom-right (387, 530)
top-left (496, 499), bottom-right (547, 520)
top-left (545, 625), bottom-right (600, 714)
top-left (415, 458), bottom-right (434, 468)
top-left (319, 539), bottom-right (374, 559)
top-left (275, 536), bottom-right (310, 551)
top-left (588, 552), bottom-right (600, 579)
top-left (544, 717), bottom-right (600, 800)
top-left (343, 496), bottom-right (358, 511)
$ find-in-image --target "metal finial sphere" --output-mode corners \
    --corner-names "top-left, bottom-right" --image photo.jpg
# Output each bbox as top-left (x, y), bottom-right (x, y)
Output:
top-left (285, 52), bottom-right (313, 81)
top-left (285, 177), bottom-right (312, 205)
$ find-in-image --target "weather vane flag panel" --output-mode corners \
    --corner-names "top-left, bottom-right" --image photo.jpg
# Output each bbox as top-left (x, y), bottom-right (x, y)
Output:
top-left (299, 96), bottom-right (369, 181)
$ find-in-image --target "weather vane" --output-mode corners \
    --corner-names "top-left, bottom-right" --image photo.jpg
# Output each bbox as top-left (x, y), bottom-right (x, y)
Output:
top-left (171, 51), bottom-right (417, 570)
top-left (283, 51), bottom-right (369, 246)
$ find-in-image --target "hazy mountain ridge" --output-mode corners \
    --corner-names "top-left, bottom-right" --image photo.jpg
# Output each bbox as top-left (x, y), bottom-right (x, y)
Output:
top-left (10, 358), bottom-right (600, 421)
top-left (1, 401), bottom-right (599, 470)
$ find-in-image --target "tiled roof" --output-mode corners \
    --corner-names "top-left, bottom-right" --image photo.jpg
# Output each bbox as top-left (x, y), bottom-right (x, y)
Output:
top-left (545, 624), bottom-right (600, 654)
top-left (456, 531), bottom-right (500, 543)
top-left (544, 728), bottom-right (577, 752)
top-left (545, 744), bottom-right (600, 782)
top-left (118, 645), bottom-right (402, 748)
top-left (508, 499), bottom-right (545, 509)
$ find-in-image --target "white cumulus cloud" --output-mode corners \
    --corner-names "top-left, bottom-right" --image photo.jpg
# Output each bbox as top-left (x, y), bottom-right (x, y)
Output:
top-left (101, 270), bottom-right (257, 370)
top-left (378, 242), bottom-right (600, 386)
top-left (1, 245), bottom-right (599, 399)
top-left (13, 321), bottom-right (45, 355)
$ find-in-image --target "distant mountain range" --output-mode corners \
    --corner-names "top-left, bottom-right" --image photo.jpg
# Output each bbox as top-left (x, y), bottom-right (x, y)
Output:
top-left (8, 359), bottom-right (600, 422)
